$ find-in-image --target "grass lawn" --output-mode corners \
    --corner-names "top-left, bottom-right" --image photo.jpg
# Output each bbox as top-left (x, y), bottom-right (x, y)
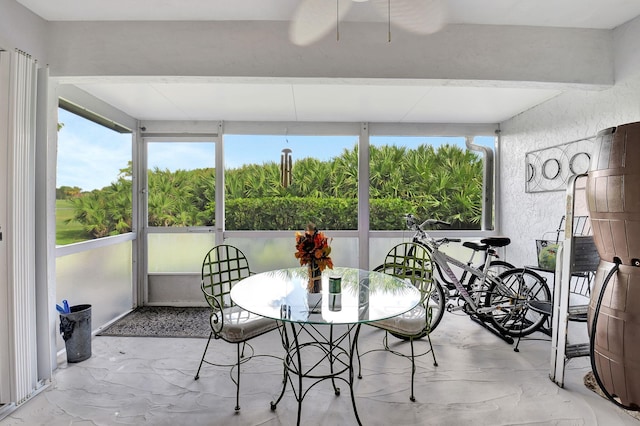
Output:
top-left (56, 199), bottom-right (92, 245)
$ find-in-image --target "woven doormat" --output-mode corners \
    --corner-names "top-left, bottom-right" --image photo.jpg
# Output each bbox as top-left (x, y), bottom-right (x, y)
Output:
top-left (584, 371), bottom-right (640, 420)
top-left (98, 306), bottom-right (211, 338)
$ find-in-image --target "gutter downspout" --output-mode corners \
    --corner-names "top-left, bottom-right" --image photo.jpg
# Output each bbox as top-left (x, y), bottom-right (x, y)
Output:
top-left (465, 135), bottom-right (494, 231)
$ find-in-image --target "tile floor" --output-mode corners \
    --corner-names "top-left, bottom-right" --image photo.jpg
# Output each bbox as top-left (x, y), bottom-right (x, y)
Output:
top-left (1, 312), bottom-right (638, 426)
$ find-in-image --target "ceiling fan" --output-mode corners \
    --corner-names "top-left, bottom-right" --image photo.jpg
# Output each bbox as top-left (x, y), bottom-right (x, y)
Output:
top-left (289, 0), bottom-right (448, 46)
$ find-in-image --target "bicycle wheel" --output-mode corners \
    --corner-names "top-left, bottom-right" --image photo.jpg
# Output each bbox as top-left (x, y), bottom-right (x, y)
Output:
top-left (485, 260), bottom-right (515, 277)
top-left (466, 260), bottom-right (515, 289)
top-left (373, 264), bottom-right (446, 337)
top-left (483, 268), bottom-right (551, 337)
top-left (465, 260), bottom-right (515, 302)
top-left (426, 278), bottom-right (446, 332)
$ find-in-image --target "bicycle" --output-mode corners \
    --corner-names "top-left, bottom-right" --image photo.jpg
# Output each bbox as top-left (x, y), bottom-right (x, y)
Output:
top-left (377, 214), bottom-right (551, 343)
top-left (375, 215), bottom-right (514, 333)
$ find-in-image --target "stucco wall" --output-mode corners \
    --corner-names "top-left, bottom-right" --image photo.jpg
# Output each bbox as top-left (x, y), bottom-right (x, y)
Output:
top-left (0, 0), bottom-right (48, 62)
top-left (499, 15), bottom-right (640, 267)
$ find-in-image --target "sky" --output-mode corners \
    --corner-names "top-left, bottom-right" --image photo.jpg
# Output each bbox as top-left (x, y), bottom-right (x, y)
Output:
top-left (57, 108), bottom-right (494, 192)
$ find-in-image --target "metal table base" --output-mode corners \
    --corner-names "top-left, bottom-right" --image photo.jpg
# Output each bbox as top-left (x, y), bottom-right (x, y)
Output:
top-left (270, 320), bottom-right (362, 425)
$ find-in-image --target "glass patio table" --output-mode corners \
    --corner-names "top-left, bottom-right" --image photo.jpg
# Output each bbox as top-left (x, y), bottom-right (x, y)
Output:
top-left (230, 266), bottom-right (421, 426)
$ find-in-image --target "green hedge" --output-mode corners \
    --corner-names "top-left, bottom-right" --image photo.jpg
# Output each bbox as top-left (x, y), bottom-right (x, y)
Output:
top-left (224, 197), bottom-right (477, 230)
top-left (225, 197), bottom-right (357, 230)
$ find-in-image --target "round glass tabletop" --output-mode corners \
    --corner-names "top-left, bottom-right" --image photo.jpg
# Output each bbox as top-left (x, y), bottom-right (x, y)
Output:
top-left (230, 266), bottom-right (421, 325)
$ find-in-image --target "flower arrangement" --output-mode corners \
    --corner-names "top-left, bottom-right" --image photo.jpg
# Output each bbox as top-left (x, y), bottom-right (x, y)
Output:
top-left (295, 223), bottom-right (333, 272)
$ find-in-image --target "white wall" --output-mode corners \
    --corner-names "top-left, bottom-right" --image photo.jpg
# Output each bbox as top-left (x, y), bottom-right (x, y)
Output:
top-left (499, 16), bottom-right (640, 268)
top-left (0, 0), bottom-right (48, 61)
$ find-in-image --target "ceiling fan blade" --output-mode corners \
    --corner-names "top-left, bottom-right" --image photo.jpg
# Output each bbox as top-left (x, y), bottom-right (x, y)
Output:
top-left (289, 0), bottom-right (353, 46)
top-left (370, 0), bottom-right (448, 35)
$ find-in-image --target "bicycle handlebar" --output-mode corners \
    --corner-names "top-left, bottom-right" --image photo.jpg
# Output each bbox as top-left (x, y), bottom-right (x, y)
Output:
top-left (404, 214), bottom-right (451, 231)
top-left (442, 237), bottom-right (462, 243)
top-left (404, 214), bottom-right (460, 247)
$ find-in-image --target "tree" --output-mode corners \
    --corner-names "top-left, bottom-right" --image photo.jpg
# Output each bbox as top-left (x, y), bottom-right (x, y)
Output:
top-left (56, 185), bottom-right (82, 200)
top-left (62, 143), bottom-right (484, 240)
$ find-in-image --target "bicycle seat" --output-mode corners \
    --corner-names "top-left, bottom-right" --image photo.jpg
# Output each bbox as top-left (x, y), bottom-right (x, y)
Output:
top-left (481, 237), bottom-right (511, 248)
top-left (463, 237), bottom-right (511, 252)
top-left (463, 241), bottom-right (489, 251)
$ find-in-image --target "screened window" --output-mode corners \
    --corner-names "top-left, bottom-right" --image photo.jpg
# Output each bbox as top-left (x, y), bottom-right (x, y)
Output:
top-left (146, 141), bottom-right (215, 227)
top-left (56, 107), bottom-right (132, 245)
top-left (146, 140), bottom-right (216, 273)
top-left (224, 135), bottom-right (358, 231)
top-left (369, 136), bottom-right (493, 230)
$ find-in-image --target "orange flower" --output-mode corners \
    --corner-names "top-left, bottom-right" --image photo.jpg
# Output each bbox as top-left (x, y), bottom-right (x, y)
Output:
top-left (294, 223), bottom-right (333, 271)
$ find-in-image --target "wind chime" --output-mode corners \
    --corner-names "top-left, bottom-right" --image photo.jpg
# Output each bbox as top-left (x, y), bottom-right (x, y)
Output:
top-left (281, 148), bottom-right (292, 188)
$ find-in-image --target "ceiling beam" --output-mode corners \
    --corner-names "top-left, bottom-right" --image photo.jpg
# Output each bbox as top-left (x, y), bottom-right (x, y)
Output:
top-left (48, 21), bottom-right (613, 90)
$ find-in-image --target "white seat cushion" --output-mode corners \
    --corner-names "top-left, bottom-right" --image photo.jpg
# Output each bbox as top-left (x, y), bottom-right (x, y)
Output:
top-left (371, 305), bottom-right (427, 337)
top-left (213, 305), bottom-right (279, 342)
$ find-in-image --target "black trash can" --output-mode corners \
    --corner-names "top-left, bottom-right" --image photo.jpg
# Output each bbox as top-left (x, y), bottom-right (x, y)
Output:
top-left (59, 304), bottom-right (92, 363)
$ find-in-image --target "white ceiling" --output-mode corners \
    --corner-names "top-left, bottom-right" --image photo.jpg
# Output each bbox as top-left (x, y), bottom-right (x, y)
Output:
top-left (66, 78), bottom-right (563, 124)
top-left (16, 0), bottom-right (640, 28)
top-left (18, 0), bottom-right (640, 124)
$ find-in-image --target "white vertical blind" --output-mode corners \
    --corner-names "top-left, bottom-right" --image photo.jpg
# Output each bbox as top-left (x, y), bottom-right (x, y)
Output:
top-left (0, 49), bottom-right (10, 406)
top-left (8, 48), bottom-right (38, 404)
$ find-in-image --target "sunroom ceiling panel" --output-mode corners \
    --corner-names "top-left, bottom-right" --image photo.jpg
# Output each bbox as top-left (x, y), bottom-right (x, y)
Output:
top-left (149, 83), bottom-right (297, 121)
top-left (403, 86), bottom-right (562, 123)
top-left (73, 83), bottom-right (186, 120)
top-left (292, 84), bottom-right (430, 123)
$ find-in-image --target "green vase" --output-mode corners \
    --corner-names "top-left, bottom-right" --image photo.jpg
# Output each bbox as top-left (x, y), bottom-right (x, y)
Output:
top-left (308, 260), bottom-right (322, 293)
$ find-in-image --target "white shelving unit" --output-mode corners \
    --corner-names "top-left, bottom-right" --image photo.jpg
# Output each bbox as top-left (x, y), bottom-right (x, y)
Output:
top-left (549, 174), bottom-right (600, 387)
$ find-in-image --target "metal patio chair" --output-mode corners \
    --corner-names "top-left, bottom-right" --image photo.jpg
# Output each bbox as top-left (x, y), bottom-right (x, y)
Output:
top-left (194, 244), bottom-right (280, 411)
top-left (359, 242), bottom-right (439, 402)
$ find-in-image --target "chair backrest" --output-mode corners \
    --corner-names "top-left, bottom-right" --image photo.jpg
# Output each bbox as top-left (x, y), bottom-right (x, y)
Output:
top-left (381, 242), bottom-right (433, 301)
top-left (201, 245), bottom-right (252, 310)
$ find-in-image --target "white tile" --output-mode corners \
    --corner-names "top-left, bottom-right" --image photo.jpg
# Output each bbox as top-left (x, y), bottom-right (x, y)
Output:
top-left (1, 313), bottom-right (637, 426)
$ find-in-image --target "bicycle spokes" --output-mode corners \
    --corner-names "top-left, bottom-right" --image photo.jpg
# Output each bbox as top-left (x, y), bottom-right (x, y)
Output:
top-left (484, 269), bottom-right (551, 337)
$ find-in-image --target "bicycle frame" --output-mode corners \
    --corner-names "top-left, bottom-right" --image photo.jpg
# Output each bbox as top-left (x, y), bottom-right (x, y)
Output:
top-left (405, 214), bottom-right (522, 316)
top-left (428, 247), bottom-right (512, 315)
top-left (416, 236), bottom-right (493, 292)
